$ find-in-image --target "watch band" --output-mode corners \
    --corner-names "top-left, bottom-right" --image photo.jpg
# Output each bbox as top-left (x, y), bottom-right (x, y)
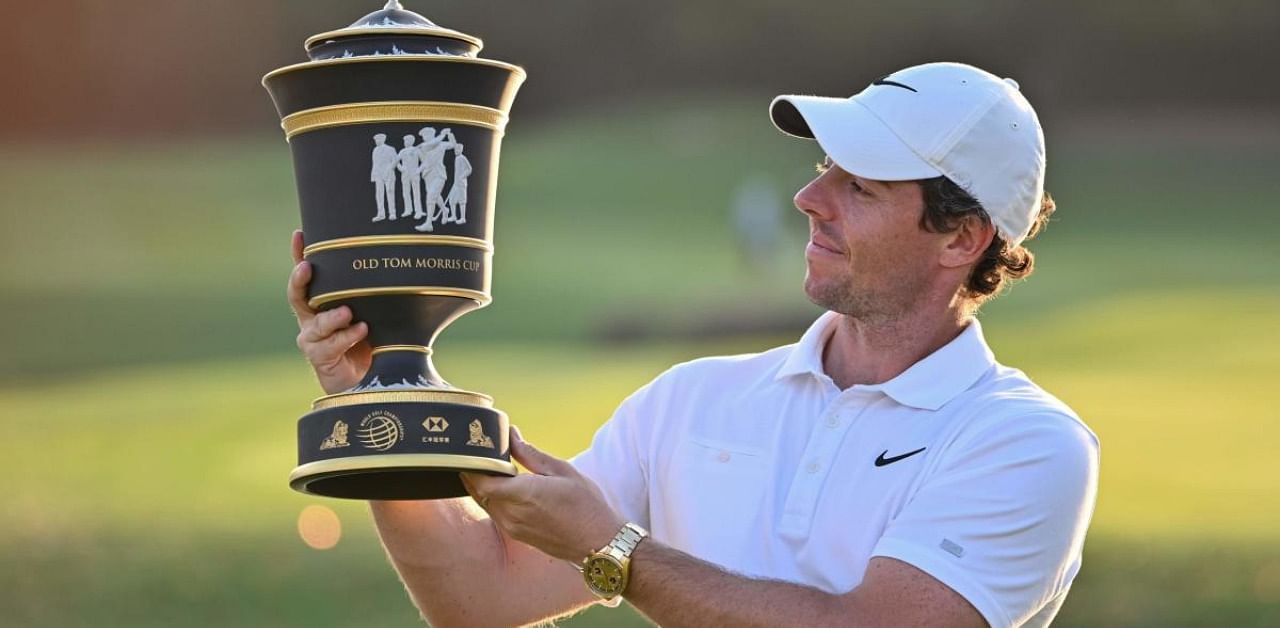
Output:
top-left (604, 522), bottom-right (648, 560)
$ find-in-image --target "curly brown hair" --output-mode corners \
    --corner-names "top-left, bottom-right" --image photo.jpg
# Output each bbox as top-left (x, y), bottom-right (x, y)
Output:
top-left (917, 177), bottom-right (1056, 310)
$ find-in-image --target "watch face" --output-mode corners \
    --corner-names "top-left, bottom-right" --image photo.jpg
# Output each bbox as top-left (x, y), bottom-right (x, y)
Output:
top-left (585, 555), bottom-right (625, 596)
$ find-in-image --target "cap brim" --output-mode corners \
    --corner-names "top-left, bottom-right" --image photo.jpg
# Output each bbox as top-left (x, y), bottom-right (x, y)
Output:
top-left (769, 95), bottom-right (942, 181)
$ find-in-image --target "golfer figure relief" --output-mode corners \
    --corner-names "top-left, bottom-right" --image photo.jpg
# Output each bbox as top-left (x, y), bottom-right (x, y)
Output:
top-left (370, 134), bottom-right (398, 221)
top-left (416, 127), bottom-right (457, 232)
top-left (367, 128), bottom-right (472, 229)
top-left (396, 134), bottom-right (424, 220)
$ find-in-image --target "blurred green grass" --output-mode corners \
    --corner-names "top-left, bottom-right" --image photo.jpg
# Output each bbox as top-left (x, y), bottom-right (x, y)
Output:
top-left (2, 100), bottom-right (1276, 378)
top-left (0, 101), bottom-right (817, 378)
top-left (1, 99), bottom-right (1278, 626)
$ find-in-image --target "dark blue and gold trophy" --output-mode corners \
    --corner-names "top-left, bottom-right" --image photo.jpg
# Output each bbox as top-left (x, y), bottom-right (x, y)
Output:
top-left (263, 1), bottom-right (525, 499)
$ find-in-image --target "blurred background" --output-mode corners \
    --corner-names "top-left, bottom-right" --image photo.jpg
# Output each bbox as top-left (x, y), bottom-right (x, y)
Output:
top-left (1, 1), bottom-right (1278, 626)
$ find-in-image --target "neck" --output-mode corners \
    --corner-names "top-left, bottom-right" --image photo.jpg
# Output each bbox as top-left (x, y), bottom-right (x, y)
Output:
top-left (822, 294), bottom-right (969, 390)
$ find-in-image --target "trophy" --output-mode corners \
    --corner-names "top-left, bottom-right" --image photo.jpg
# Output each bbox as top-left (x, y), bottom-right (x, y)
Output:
top-left (263, 1), bottom-right (525, 499)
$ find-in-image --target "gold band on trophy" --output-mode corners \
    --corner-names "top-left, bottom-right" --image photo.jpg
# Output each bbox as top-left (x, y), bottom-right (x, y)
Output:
top-left (307, 286), bottom-right (491, 309)
top-left (282, 101), bottom-right (508, 139)
top-left (303, 234), bottom-right (493, 257)
top-left (370, 345), bottom-right (433, 356)
top-left (312, 388), bottom-right (493, 411)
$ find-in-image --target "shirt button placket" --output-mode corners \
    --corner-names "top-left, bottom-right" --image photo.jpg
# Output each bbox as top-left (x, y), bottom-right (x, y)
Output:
top-left (781, 400), bottom-right (858, 539)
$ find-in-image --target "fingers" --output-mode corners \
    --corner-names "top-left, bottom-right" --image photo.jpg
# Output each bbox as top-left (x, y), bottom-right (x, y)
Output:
top-left (460, 472), bottom-right (509, 512)
top-left (301, 306), bottom-right (353, 343)
top-left (460, 471), bottom-right (499, 498)
top-left (289, 253), bottom-right (369, 364)
top-left (291, 229), bottom-right (305, 264)
top-left (508, 427), bottom-right (574, 477)
top-left (461, 471), bottom-right (536, 504)
top-left (287, 260), bottom-right (315, 323)
top-left (298, 317), bottom-right (368, 360)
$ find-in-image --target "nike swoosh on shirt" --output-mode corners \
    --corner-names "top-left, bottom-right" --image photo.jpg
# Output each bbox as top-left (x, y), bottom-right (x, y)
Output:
top-left (874, 447), bottom-right (927, 467)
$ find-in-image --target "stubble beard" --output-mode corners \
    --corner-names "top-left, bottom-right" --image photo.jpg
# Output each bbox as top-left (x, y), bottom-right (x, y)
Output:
top-left (804, 264), bottom-right (931, 327)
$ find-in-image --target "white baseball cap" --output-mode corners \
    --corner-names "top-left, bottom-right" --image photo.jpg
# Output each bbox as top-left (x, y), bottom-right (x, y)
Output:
top-left (770, 62), bottom-right (1045, 245)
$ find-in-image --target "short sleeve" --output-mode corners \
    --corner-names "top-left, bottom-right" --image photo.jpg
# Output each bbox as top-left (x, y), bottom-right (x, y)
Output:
top-left (569, 383), bottom-right (655, 529)
top-left (870, 413), bottom-right (1100, 628)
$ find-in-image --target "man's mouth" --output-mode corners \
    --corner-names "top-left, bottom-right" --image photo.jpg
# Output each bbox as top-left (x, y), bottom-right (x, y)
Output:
top-left (808, 232), bottom-right (844, 256)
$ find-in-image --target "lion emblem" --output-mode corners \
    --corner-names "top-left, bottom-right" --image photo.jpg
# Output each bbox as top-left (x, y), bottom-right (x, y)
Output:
top-left (466, 419), bottom-right (494, 449)
top-left (320, 420), bottom-right (350, 450)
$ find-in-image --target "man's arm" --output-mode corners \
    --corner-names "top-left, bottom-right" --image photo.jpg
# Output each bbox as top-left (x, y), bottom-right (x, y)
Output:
top-left (624, 541), bottom-right (984, 628)
top-left (464, 433), bottom-right (986, 628)
top-left (370, 499), bottom-right (595, 627)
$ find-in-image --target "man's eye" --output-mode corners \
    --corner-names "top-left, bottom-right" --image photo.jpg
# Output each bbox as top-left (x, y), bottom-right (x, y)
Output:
top-left (850, 180), bottom-right (865, 193)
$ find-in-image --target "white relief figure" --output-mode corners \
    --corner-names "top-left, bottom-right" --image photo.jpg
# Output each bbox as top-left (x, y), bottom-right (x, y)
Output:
top-left (416, 127), bottom-right (458, 232)
top-left (370, 133), bottom-right (398, 222)
top-left (445, 143), bottom-right (472, 224)
top-left (396, 135), bottom-right (423, 220)
top-left (415, 127), bottom-right (444, 224)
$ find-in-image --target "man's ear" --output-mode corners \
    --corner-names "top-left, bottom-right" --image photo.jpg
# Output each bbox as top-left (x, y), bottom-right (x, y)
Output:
top-left (939, 215), bottom-right (995, 269)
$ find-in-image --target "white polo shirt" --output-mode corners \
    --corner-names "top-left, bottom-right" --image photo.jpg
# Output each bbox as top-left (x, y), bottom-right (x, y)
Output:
top-left (572, 312), bottom-right (1099, 627)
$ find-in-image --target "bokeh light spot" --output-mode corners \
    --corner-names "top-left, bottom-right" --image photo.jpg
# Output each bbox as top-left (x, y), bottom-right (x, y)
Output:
top-left (297, 504), bottom-right (342, 550)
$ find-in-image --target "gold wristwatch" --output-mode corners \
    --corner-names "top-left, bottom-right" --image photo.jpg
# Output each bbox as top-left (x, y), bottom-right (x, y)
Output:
top-left (581, 522), bottom-right (649, 601)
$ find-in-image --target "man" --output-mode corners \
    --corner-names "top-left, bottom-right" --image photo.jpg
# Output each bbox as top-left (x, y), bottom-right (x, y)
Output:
top-left (396, 134), bottom-right (423, 221)
top-left (369, 133), bottom-right (398, 222)
top-left (416, 127), bottom-right (458, 231)
top-left (287, 62), bottom-right (1099, 627)
top-left (444, 142), bottom-right (473, 225)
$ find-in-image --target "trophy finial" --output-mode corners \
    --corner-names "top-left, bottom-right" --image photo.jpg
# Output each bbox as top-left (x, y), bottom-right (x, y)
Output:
top-left (300, 0), bottom-right (484, 60)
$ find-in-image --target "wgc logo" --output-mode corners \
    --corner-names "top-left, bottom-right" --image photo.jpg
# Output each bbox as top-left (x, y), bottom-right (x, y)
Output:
top-left (357, 410), bottom-right (404, 452)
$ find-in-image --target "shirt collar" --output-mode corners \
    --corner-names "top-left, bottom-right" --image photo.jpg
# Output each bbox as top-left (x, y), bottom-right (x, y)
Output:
top-left (775, 310), bottom-right (841, 382)
top-left (775, 311), bottom-right (997, 411)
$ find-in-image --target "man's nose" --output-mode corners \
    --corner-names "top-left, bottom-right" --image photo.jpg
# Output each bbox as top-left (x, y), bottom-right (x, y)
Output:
top-left (793, 176), bottom-right (835, 221)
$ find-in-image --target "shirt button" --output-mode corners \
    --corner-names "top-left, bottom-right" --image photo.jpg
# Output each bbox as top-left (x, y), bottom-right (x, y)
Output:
top-left (825, 416), bottom-right (839, 428)
top-left (717, 450), bottom-right (731, 463)
top-left (806, 461), bottom-right (821, 474)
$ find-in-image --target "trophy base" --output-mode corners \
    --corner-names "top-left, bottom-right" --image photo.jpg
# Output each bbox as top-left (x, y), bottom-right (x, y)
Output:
top-left (292, 384), bottom-right (514, 500)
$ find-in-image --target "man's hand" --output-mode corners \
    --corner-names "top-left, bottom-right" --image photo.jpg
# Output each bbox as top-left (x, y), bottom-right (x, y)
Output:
top-left (461, 427), bottom-right (625, 564)
top-left (287, 229), bottom-right (372, 395)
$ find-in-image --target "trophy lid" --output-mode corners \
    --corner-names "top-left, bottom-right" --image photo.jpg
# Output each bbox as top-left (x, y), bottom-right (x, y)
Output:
top-left (304, 1), bottom-right (483, 60)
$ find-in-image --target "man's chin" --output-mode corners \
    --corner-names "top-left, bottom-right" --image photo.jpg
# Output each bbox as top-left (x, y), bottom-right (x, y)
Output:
top-left (803, 275), bottom-right (844, 311)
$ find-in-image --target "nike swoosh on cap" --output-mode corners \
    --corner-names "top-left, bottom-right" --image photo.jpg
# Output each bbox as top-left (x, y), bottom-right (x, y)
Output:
top-left (871, 76), bottom-right (918, 93)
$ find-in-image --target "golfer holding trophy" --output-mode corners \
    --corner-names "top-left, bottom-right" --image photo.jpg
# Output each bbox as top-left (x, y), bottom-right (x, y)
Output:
top-left (270, 3), bottom-right (1098, 626)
